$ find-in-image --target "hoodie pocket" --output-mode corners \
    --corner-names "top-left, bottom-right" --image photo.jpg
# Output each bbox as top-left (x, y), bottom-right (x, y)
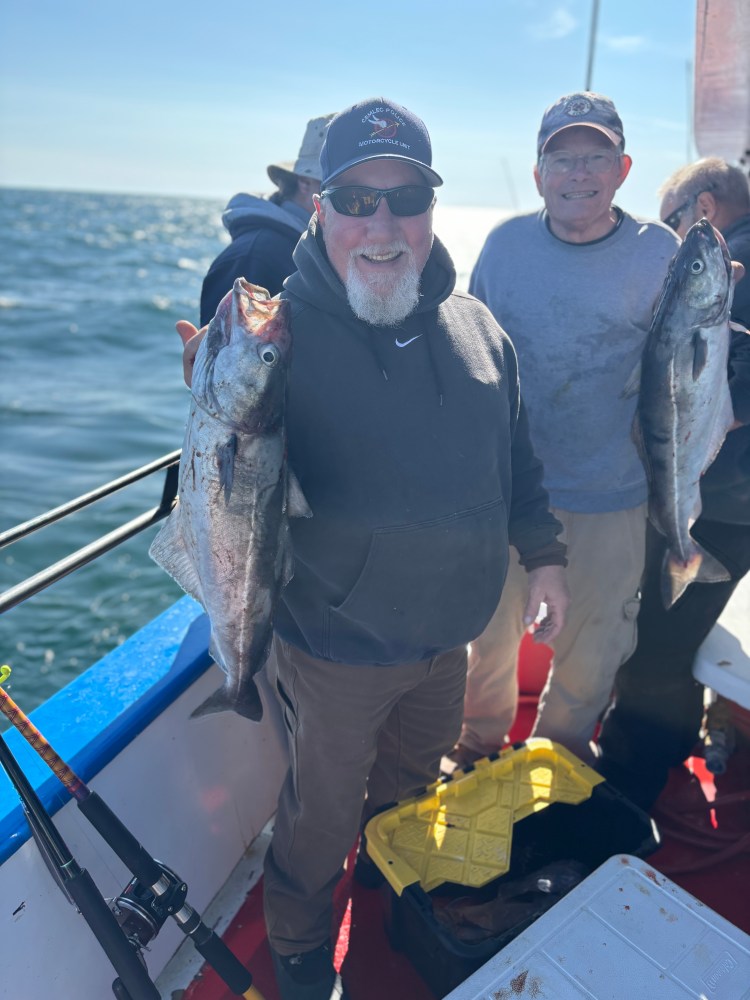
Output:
top-left (324, 497), bottom-right (508, 664)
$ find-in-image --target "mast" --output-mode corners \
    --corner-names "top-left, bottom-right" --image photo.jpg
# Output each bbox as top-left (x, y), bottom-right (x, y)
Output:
top-left (584, 0), bottom-right (600, 91)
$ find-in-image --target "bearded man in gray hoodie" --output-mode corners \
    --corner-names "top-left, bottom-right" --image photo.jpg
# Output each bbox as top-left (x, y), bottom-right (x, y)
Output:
top-left (178, 97), bottom-right (569, 1000)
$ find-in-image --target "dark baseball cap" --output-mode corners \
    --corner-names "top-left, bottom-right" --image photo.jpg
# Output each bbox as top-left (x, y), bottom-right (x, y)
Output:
top-left (320, 98), bottom-right (443, 188)
top-left (537, 92), bottom-right (625, 157)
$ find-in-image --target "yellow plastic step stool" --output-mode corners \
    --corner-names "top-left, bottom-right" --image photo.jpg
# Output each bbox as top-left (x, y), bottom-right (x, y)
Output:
top-left (364, 738), bottom-right (604, 895)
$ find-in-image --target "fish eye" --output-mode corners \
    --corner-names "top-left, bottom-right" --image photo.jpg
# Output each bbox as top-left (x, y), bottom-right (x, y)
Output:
top-left (259, 344), bottom-right (279, 366)
top-left (690, 259), bottom-right (704, 274)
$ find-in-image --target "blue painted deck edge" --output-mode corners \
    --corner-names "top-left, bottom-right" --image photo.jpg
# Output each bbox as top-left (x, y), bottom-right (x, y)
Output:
top-left (0, 596), bottom-right (212, 865)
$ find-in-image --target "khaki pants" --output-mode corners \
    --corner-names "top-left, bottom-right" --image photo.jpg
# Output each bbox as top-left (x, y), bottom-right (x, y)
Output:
top-left (460, 505), bottom-right (646, 762)
top-left (263, 635), bottom-right (467, 955)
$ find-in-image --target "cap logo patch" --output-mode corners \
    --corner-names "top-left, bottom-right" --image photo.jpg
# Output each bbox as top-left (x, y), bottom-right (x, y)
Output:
top-left (564, 97), bottom-right (593, 117)
top-left (360, 106), bottom-right (411, 151)
top-left (365, 113), bottom-right (399, 139)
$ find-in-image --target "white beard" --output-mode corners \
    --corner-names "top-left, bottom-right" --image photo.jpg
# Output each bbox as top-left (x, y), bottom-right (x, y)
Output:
top-left (344, 243), bottom-right (421, 327)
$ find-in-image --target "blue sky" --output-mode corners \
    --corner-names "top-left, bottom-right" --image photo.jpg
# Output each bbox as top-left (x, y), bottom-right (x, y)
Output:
top-left (0, 1), bottom-right (697, 217)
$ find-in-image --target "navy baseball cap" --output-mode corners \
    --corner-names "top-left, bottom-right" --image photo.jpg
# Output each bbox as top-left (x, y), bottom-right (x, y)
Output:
top-left (537, 92), bottom-right (625, 157)
top-left (320, 98), bottom-right (443, 188)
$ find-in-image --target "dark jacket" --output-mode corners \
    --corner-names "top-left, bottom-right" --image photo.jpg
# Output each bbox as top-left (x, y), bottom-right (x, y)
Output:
top-left (273, 219), bottom-right (565, 665)
top-left (199, 194), bottom-right (310, 326)
top-left (700, 212), bottom-right (750, 523)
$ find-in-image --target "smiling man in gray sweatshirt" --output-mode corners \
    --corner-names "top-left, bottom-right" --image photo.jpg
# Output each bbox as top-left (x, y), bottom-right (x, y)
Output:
top-left (448, 92), bottom-right (680, 773)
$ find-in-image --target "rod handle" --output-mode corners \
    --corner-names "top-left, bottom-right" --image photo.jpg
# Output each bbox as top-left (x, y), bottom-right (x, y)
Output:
top-left (189, 917), bottom-right (257, 996)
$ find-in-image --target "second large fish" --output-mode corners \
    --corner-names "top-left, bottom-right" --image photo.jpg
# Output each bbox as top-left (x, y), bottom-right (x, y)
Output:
top-left (629, 219), bottom-right (735, 607)
top-left (150, 279), bottom-right (310, 720)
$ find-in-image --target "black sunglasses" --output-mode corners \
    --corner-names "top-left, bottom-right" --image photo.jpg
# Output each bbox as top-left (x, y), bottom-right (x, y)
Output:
top-left (320, 184), bottom-right (434, 217)
top-left (662, 185), bottom-right (716, 231)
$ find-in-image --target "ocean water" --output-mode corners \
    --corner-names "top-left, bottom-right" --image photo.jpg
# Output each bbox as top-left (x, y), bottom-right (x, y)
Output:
top-left (0, 187), bottom-right (507, 719)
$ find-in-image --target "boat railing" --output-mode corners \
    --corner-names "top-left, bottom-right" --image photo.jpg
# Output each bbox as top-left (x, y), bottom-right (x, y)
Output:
top-left (0, 450), bottom-right (181, 615)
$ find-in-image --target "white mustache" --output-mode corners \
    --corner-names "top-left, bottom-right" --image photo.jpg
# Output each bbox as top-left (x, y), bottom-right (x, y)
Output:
top-left (349, 241), bottom-right (412, 261)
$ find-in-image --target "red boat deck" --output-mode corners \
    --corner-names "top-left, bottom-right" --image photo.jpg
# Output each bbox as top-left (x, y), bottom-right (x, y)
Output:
top-left (184, 637), bottom-right (750, 1000)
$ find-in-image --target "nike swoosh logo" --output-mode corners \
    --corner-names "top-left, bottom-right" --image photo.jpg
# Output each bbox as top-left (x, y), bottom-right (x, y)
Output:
top-left (394, 335), bottom-right (422, 348)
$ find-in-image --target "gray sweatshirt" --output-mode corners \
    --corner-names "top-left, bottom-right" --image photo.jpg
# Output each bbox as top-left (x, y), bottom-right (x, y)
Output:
top-left (470, 209), bottom-right (679, 513)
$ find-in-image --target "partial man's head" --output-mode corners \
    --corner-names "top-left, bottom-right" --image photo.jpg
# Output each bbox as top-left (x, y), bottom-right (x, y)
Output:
top-left (659, 157), bottom-right (750, 239)
top-left (267, 114), bottom-right (335, 213)
top-left (534, 92), bottom-right (632, 243)
top-left (314, 98), bottom-right (442, 327)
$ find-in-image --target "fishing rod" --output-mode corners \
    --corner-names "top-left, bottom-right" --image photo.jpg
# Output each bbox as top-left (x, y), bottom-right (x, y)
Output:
top-left (0, 731), bottom-right (160, 1000)
top-left (0, 667), bottom-right (265, 1000)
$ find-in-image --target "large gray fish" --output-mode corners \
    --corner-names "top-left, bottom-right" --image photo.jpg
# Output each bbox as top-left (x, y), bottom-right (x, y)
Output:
top-left (628, 219), bottom-right (735, 608)
top-left (150, 279), bottom-right (310, 720)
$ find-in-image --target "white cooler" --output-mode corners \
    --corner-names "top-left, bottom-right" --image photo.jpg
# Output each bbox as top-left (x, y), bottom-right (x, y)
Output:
top-left (443, 854), bottom-right (750, 1000)
top-left (692, 574), bottom-right (750, 710)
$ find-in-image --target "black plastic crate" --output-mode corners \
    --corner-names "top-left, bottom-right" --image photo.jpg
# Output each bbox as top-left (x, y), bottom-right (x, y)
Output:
top-left (382, 781), bottom-right (658, 998)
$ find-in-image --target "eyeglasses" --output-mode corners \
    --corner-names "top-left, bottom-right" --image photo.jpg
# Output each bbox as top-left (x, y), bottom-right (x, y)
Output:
top-left (541, 150), bottom-right (620, 175)
top-left (661, 187), bottom-right (715, 232)
top-left (320, 184), bottom-right (435, 217)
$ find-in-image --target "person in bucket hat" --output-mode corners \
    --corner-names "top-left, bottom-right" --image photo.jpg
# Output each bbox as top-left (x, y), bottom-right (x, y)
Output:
top-left (267, 115), bottom-right (336, 190)
top-left (200, 113), bottom-right (334, 325)
top-left (446, 91), bottom-right (681, 775)
top-left (176, 96), bottom-right (568, 1000)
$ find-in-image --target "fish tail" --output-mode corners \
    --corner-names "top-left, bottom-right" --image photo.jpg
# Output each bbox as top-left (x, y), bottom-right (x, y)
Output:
top-left (190, 680), bottom-right (264, 721)
top-left (661, 542), bottom-right (731, 609)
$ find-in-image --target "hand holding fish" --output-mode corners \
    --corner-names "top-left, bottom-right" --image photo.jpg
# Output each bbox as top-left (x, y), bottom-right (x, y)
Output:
top-left (176, 320), bottom-right (206, 388)
top-left (717, 255), bottom-right (744, 433)
top-left (523, 564), bottom-right (569, 643)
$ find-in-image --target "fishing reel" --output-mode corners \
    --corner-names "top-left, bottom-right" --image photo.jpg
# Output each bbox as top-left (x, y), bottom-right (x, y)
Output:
top-left (111, 862), bottom-right (188, 952)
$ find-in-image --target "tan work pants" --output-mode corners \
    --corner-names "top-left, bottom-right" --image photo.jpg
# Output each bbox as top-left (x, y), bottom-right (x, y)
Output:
top-left (263, 636), bottom-right (467, 955)
top-left (460, 505), bottom-right (646, 763)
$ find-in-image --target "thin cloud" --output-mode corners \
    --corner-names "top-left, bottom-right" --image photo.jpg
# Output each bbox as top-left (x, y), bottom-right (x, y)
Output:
top-left (529, 7), bottom-right (578, 40)
top-left (601, 34), bottom-right (650, 54)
